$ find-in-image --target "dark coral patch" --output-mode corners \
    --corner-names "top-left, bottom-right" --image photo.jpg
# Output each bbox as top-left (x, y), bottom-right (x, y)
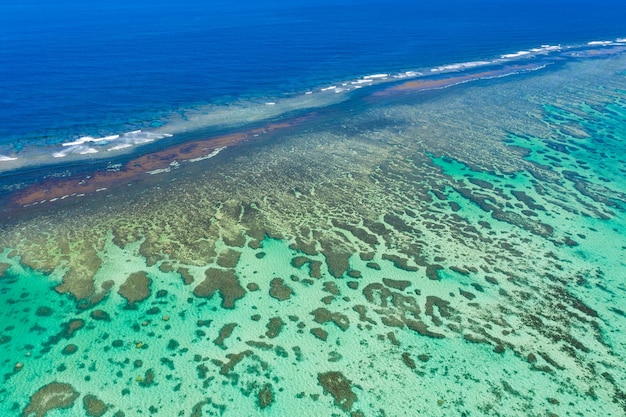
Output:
top-left (269, 277), bottom-right (293, 301)
top-left (214, 323), bottom-right (238, 349)
top-left (382, 278), bottom-right (411, 291)
top-left (0, 262), bottom-right (10, 277)
top-left (118, 272), bottom-right (152, 308)
top-left (366, 262), bottom-right (381, 270)
top-left (90, 309), bottom-right (111, 321)
top-left (218, 350), bottom-right (253, 375)
top-left (216, 249), bottom-right (242, 269)
top-left (402, 352), bottom-right (416, 369)
top-left (291, 256), bottom-right (311, 268)
top-left (265, 317), bottom-right (285, 339)
top-left (61, 319), bottom-right (85, 339)
top-left (61, 344), bottom-right (78, 355)
top-left (309, 261), bottom-right (323, 279)
top-left (194, 268), bottom-right (246, 309)
top-left (146, 307), bottom-right (161, 315)
top-left (382, 254), bottom-right (418, 272)
top-left (321, 248), bottom-right (351, 278)
top-left (310, 308), bottom-right (350, 331)
top-left (318, 371), bottom-right (357, 412)
top-left (405, 319), bottom-right (445, 339)
top-left (138, 369), bottom-right (156, 387)
top-left (178, 267), bottom-right (195, 285)
top-left (83, 394), bottom-right (108, 417)
top-left (347, 270), bottom-right (362, 279)
top-left (426, 264), bottom-right (443, 280)
top-left (35, 306), bottom-right (53, 317)
top-left (310, 327), bottom-right (328, 341)
top-left (23, 382), bottom-right (79, 417)
top-left (258, 384), bottom-right (274, 409)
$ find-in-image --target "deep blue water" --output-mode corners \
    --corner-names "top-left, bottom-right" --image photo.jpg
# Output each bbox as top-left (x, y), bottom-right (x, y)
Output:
top-left (1, 0), bottom-right (625, 166)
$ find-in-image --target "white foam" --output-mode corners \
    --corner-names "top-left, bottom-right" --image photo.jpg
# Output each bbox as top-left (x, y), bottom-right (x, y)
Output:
top-left (321, 86), bottom-right (337, 91)
top-left (500, 51), bottom-right (531, 59)
top-left (431, 61), bottom-right (492, 72)
top-left (363, 74), bottom-right (389, 79)
top-left (394, 71), bottom-right (421, 79)
top-left (530, 45), bottom-right (561, 53)
top-left (187, 147), bottom-right (226, 163)
top-left (62, 134), bottom-right (119, 147)
top-left (0, 155), bottom-right (18, 162)
top-left (588, 40), bottom-right (613, 45)
top-left (108, 144), bottom-right (133, 151)
top-left (58, 130), bottom-right (169, 159)
top-left (62, 136), bottom-right (95, 147)
top-left (617, 38), bottom-right (626, 43)
top-left (146, 167), bottom-right (171, 175)
top-left (46, 129), bottom-right (172, 158)
top-left (147, 160), bottom-right (180, 175)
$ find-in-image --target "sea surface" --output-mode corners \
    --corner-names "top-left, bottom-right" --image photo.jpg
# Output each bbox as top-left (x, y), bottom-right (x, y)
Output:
top-left (1, 0), bottom-right (626, 172)
top-left (1, 1), bottom-right (625, 416)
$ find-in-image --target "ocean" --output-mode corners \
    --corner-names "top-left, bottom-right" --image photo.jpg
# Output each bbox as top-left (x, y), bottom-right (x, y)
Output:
top-left (1, 0), bottom-right (625, 173)
top-left (1, 1), bottom-right (625, 416)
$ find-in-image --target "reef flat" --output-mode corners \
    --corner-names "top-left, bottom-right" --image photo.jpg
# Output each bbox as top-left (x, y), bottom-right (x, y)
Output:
top-left (1, 53), bottom-right (625, 416)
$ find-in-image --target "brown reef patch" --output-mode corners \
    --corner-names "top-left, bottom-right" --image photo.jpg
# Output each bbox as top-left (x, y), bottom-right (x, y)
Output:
top-left (216, 249), bottom-right (242, 269)
top-left (320, 241), bottom-right (351, 278)
top-left (90, 309), bottom-right (110, 321)
top-left (9, 118), bottom-right (308, 210)
top-left (61, 344), bottom-right (78, 355)
top-left (311, 308), bottom-right (350, 331)
top-left (402, 352), bottom-right (416, 369)
top-left (310, 327), bottom-right (329, 341)
top-left (382, 278), bottom-right (412, 291)
top-left (269, 277), bottom-right (293, 301)
top-left (83, 394), bottom-right (108, 417)
top-left (265, 317), bottom-right (285, 339)
top-left (178, 267), bottom-right (195, 285)
top-left (22, 382), bottom-right (79, 417)
top-left (138, 369), bottom-right (156, 387)
top-left (217, 350), bottom-right (253, 375)
top-left (35, 306), bottom-right (53, 317)
top-left (61, 319), bottom-right (85, 339)
top-left (118, 271), bottom-right (152, 308)
top-left (214, 323), bottom-right (237, 349)
top-left (318, 371), bottom-right (357, 412)
top-left (375, 64), bottom-right (543, 96)
top-left (193, 268), bottom-right (245, 309)
top-left (258, 384), bottom-right (274, 409)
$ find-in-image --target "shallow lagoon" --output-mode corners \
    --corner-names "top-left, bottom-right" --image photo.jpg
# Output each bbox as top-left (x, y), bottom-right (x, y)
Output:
top-left (1, 50), bottom-right (625, 416)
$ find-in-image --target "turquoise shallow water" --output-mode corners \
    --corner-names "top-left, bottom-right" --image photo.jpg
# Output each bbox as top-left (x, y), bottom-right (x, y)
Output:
top-left (1, 50), bottom-right (625, 416)
top-left (3, 233), bottom-right (623, 416)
